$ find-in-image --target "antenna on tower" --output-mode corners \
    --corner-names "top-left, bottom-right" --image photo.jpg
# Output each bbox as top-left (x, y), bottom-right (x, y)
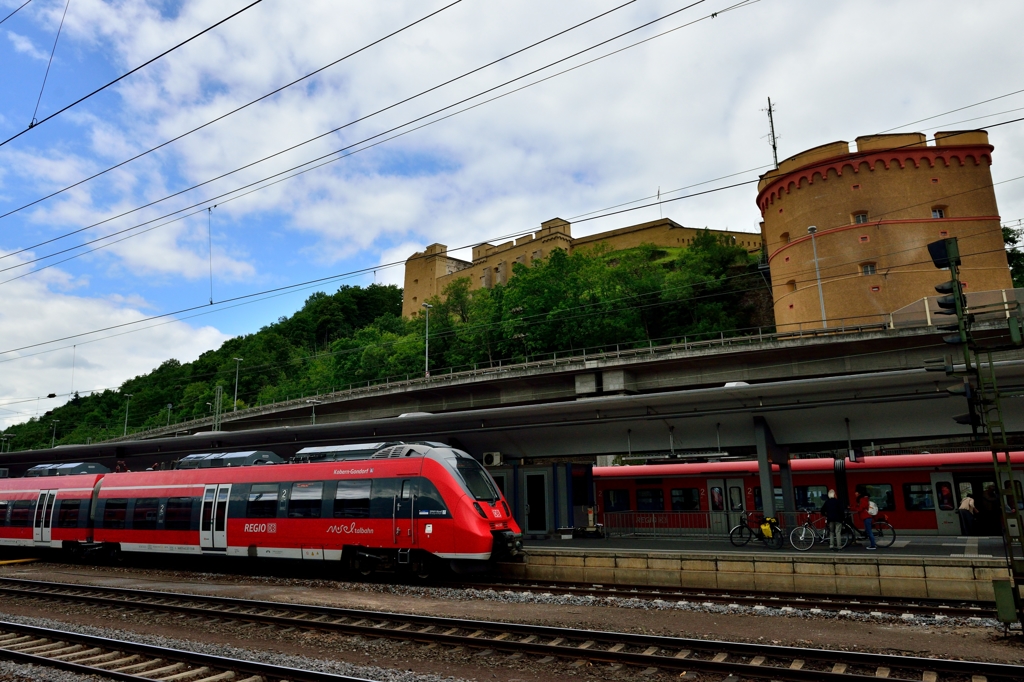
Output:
top-left (764, 97), bottom-right (779, 169)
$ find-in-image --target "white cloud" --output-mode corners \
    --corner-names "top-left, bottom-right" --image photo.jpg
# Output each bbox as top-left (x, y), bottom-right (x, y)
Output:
top-left (0, 249), bottom-right (230, 430)
top-left (6, 31), bottom-right (48, 61)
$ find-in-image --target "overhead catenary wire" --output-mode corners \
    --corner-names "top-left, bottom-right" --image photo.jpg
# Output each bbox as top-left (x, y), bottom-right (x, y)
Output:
top-left (0, 0), bottom-right (466, 221)
top-left (0, 0), bottom-right (33, 26)
top-left (3, 0), bottom-right (266, 146)
top-left (29, 0), bottom-right (71, 127)
top-left (0, 0), bottom-right (723, 263)
top-left (1, 124), bottom-right (1021, 363)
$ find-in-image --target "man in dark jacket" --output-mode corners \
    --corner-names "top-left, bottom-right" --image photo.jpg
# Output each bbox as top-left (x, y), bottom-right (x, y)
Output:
top-left (820, 489), bottom-right (845, 550)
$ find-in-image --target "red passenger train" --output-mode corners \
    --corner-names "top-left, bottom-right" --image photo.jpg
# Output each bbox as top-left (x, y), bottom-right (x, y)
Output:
top-left (594, 452), bottom-right (1024, 535)
top-left (0, 443), bottom-right (522, 575)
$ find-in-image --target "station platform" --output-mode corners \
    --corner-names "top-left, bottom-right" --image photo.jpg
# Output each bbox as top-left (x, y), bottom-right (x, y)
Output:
top-left (497, 535), bottom-right (1011, 601)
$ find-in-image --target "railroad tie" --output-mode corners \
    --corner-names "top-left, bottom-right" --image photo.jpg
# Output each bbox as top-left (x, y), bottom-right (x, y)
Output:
top-left (875, 668), bottom-right (890, 678)
top-left (31, 643), bottom-right (83, 657)
top-left (157, 666), bottom-right (211, 681)
top-left (418, 626), bottom-right (435, 634)
top-left (308, 615), bottom-right (328, 623)
top-left (52, 646), bottom-right (102, 661)
top-left (371, 621), bottom-right (390, 629)
top-left (608, 643), bottom-right (625, 652)
top-left (712, 653), bottom-right (728, 663)
top-left (519, 636), bottom-right (537, 644)
top-left (73, 651), bottom-right (128, 665)
top-left (789, 659), bottom-right (805, 670)
top-left (537, 656), bottom-right (555, 664)
top-left (190, 671), bottom-right (238, 682)
top-left (467, 630), bottom-right (486, 639)
top-left (492, 633), bottom-right (512, 642)
top-left (922, 673), bottom-right (938, 682)
top-left (832, 663), bottom-right (848, 674)
top-left (546, 638), bottom-right (565, 646)
top-left (393, 623), bottom-right (412, 632)
top-left (442, 628), bottom-right (459, 636)
top-left (972, 676), bottom-right (988, 682)
top-left (749, 656), bottom-right (765, 666)
top-left (576, 640), bottom-right (594, 649)
top-left (142, 662), bottom-right (189, 678)
top-left (0, 633), bottom-right (24, 642)
top-left (108, 658), bottom-right (165, 674)
top-left (642, 647), bottom-right (659, 656)
top-left (674, 650), bottom-right (691, 659)
top-left (17, 640), bottom-right (69, 654)
top-left (0, 636), bottom-right (45, 648)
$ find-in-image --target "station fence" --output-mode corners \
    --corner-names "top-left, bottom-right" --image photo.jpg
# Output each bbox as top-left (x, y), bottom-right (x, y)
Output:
top-left (601, 510), bottom-right (826, 540)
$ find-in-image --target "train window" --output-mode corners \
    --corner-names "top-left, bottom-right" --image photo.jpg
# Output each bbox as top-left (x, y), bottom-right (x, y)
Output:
top-left (452, 458), bottom-right (500, 502)
top-left (795, 486), bottom-right (829, 511)
top-left (855, 484), bottom-right (895, 511)
top-left (752, 487), bottom-right (784, 512)
top-left (334, 480), bottom-right (371, 518)
top-left (416, 477), bottom-right (449, 517)
top-left (637, 489), bottom-right (664, 511)
top-left (0, 501), bottom-right (8, 525)
top-left (709, 486), bottom-right (724, 512)
top-left (670, 488), bottom-right (700, 511)
top-left (370, 479), bottom-right (400, 518)
top-left (902, 484), bottom-right (935, 511)
top-left (247, 484), bottom-right (279, 518)
top-left (133, 498), bottom-right (160, 530)
top-left (728, 486), bottom-right (744, 511)
top-left (603, 489), bottom-right (631, 513)
top-left (8, 500), bottom-right (33, 527)
top-left (56, 500), bottom-right (80, 528)
top-left (102, 500), bottom-right (129, 529)
top-left (165, 498), bottom-right (194, 530)
top-left (288, 482), bottom-right (324, 518)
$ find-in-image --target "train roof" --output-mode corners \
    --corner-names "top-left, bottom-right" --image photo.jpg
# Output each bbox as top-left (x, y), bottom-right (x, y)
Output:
top-left (593, 451), bottom-right (1024, 478)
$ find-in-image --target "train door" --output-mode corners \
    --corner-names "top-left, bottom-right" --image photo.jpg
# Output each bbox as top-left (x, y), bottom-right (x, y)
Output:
top-left (200, 484), bottom-right (231, 551)
top-left (394, 479), bottom-right (415, 561)
top-left (929, 472), bottom-right (959, 535)
top-left (525, 472), bottom-right (549, 535)
top-left (998, 469), bottom-right (1024, 516)
top-left (726, 478), bottom-right (746, 528)
top-left (32, 491), bottom-right (55, 544)
top-left (707, 478), bottom-right (727, 535)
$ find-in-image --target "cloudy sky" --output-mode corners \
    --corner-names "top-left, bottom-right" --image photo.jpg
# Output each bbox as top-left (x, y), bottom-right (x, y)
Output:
top-left (1, 0), bottom-right (1023, 429)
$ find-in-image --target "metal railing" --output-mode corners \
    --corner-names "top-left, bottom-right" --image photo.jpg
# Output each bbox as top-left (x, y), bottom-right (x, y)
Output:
top-left (601, 510), bottom-right (820, 540)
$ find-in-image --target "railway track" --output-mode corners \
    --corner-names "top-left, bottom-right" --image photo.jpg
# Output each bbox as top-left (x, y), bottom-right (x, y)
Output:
top-left (0, 619), bottom-right (371, 682)
top-left (0, 576), bottom-right (1019, 680)
top-left (456, 578), bottom-right (999, 618)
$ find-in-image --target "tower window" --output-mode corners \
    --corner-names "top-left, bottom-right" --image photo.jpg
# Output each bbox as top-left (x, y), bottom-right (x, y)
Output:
top-left (779, 232), bottom-right (790, 244)
top-left (871, 286), bottom-right (880, 292)
top-left (939, 230), bottom-right (949, 237)
top-left (851, 184), bottom-right (861, 190)
top-left (786, 280), bottom-right (796, 293)
top-left (859, 235), bottom-right (869, 243)
top-left (853, 213), bottom-right (869, 224)
top-left (862, 263), bottom-right (877, 276)
top-left (931, 178), bottom-right (939, 184)
top-left (932, 207), bottom-right (946, 219)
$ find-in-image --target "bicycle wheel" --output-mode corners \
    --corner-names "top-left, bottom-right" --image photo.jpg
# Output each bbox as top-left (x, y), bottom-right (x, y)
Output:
top-left (839, 524), bottom-right (856, 550)
top-left (789, 525), bottom-right (816, 551)
top-left (729, 524), bottom-right (754, 547)
top-left (768, 524), bottom-right (786, 549)
top-left (872, 521), bottom-right (896, 548)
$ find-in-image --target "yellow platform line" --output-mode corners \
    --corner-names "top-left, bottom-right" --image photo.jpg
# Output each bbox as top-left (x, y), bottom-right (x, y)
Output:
top-left (0, 558), bottom-right (39, 566)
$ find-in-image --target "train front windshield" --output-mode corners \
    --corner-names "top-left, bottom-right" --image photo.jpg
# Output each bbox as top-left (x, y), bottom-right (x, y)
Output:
top-left (452, 457), bottom-right (500, 503)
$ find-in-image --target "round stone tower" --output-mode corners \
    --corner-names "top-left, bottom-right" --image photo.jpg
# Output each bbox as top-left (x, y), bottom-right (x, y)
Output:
top-left (756, 130), bottom-right (1012, 331)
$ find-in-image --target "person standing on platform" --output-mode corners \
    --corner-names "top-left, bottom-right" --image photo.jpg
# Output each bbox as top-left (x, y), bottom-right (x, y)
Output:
top-left (855, 491), bottom-right (877, 550)
top-left (820, 489), bottom-right (844, 551)
top-left (958, 494), bottom-right (977, 535)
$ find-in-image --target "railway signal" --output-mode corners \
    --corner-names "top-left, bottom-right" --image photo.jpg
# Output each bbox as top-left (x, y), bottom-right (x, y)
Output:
top-left (926, 236), bottom-right (1024, 628)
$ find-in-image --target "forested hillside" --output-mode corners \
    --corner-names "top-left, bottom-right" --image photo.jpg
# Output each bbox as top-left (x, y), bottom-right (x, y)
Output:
top-left (3, 232), bottom-right (768, 450)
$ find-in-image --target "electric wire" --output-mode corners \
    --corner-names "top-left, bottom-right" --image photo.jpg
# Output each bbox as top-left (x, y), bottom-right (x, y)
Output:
top-left (1, 129), bottom-right (1021, 362)
top-left (29, 0), bottom-right (70, 127)
top-left (3, 0), bottom-right (266, 146)
top-left (0, 0), bottom-right (464, 220)
top-left (0, 0), bottom-right (721, 263)
top-left (0, 0), bottom-right (32, 26)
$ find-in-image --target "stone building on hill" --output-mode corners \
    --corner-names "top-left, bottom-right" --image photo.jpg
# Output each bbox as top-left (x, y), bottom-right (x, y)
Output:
top-left (401, 217), bottom-right (763, 317)
top-left (758, 130), bottom-right (1013, 332)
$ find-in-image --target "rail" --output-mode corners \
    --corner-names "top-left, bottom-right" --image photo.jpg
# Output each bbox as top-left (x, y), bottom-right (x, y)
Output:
top-left (0, 577), bottom-right (1017, 681)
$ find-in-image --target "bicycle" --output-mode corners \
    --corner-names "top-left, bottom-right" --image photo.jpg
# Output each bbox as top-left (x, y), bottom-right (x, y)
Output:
top-left (789, 512), bottom-right (832, 551)
top-left (729, 511), bottom-right (785, 549)
top-left (840, 512), bottom-right (896, 549)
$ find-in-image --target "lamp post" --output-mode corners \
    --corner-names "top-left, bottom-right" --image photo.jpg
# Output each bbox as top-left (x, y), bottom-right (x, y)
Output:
top-left (206, 402), bottom-right (212, 415)
top-left (232, 357), bottom-right (243, 411)
top-left (306, 399), bottom-right (322, 425)
top-left (50, 420), bottom-right (60, 448)
top-left (166, 403), bottom-right (173, 427)
top-left (122, 394), bottom-right (133, 437)
top-left (807, 226), bottom-right (827, 329)
top-left (421, 303), bottom-right (433, 377)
